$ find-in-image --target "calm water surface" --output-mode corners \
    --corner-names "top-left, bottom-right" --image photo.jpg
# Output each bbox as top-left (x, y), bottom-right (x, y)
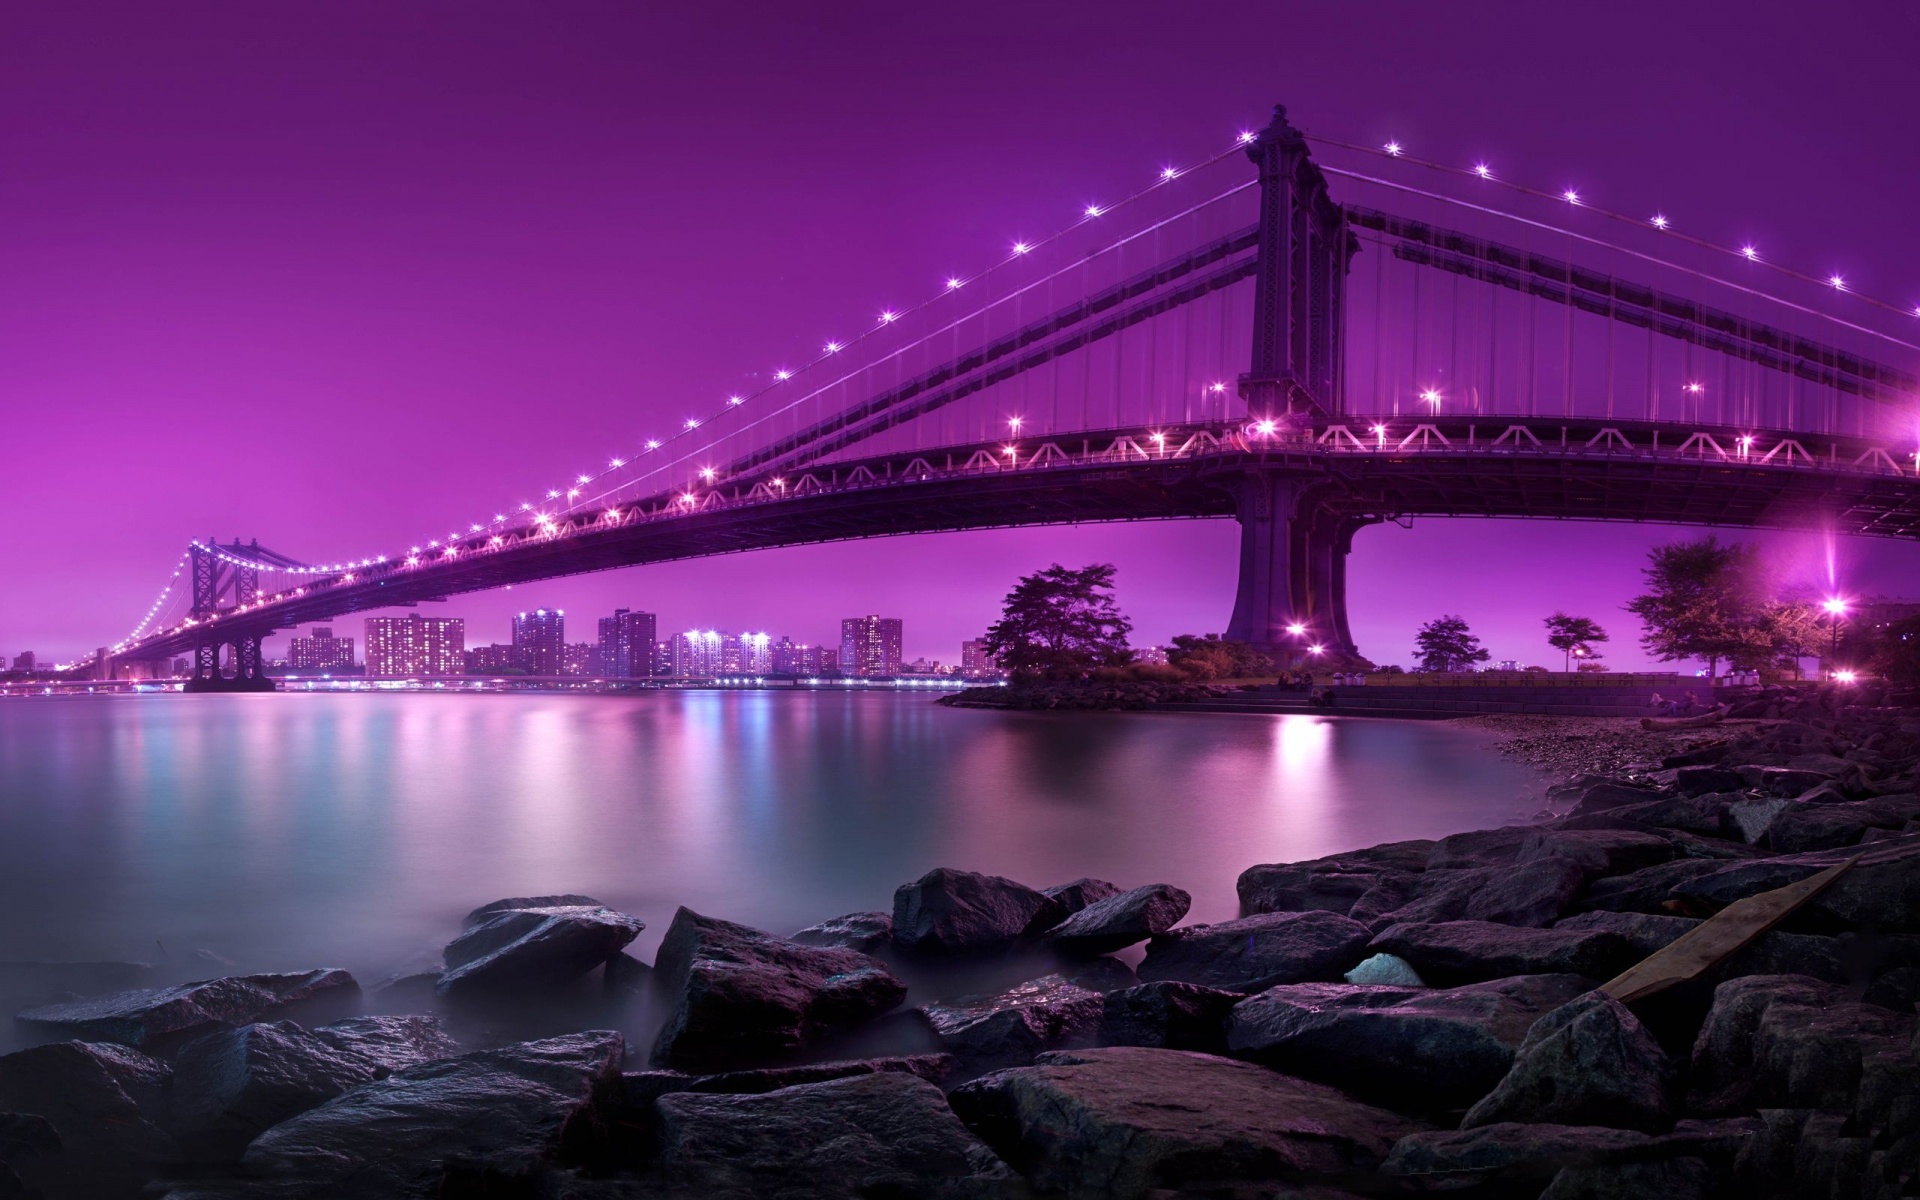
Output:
top-left (0, 691), bottom-right (1540, 991)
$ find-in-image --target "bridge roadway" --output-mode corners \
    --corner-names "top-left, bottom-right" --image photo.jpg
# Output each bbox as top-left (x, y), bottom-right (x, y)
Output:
top-left (107, 413), bottom-right (1920, 669)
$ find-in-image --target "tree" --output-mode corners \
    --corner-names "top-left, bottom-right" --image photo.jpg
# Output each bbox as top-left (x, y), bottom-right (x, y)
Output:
top-left (1543, 613), bottom-right (1610, 673)
top-left (1623, 536), bottom-right (1772, 677)
top-left (1873, 614), bottom-right (1920, 687)
top-left (1166, 634), bottom-right (1273, 680)
top-left (1414, 615), bottom-right (1490, 673)
top-left (981, 563), bottom-right (1134, 680)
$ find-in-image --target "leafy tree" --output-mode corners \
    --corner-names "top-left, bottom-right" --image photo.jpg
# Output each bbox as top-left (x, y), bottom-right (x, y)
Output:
top-left (1874, 614), bottom-right (1920, 687)
top-left (982, 563), bottom-right (1134, 680)
top-left (1166, 634), bottom-right (1273, 680)
top-left (1543, 613), bottom-right (1610, 672)
top-left (1414, 615), bottom-right (1490, 673)
top-left (1624, 537), bottom-right (1776, 677)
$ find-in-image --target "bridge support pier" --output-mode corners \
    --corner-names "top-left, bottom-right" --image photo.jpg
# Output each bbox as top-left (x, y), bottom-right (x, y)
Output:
top-left (1225, 474), bottom-right (1368, 663)
top-left (182, 539), bottom-right (278, 693)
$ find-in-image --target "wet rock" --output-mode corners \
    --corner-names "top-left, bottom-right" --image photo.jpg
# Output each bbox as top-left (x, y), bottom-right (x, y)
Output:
top-left (170, 1021), bottom-right (378, 1158)
top-left (170, 1031), bottom-right (624, 1200)
top-left (14, 969), bottom-right (357, 1049)
top-left (1575, 858), bottom-right (1742, 915)
top-left (0, 1112), bottom-right (59, 1160)
top-left (1226, 974), bottom-right (1596, 1111)
top-left (649, 907), bottom-right (907, 1071)
top-left (1768, 796), bottom-right (1920, 853)
top-left (1760, 767), bottom-right (1838, 796)
top-left (1344, 952), bottom-right (1425, 986)
top-left (1350, 858), bottom-right (1587, 931)
top-left (1558, 794), bottom-right (1729, 837)
top-left (1728, 796), bottom-right (1793, 842)
top-left (1462, 991), bottom-right (1674, 1132)
top-left (1044, 883), bottom-right (1190, 955)
top-left (1139, 911), bottom-right (1370, 992)
top-left (439, 903), bottom-right (645, 996)
top-left (891, 867), bottom-right (1063, 955)
top-left (950, 1046), bottom-right (1425, 1195)
top-left (464, 894), bottom-right (604, 923)
top-left (1689, 973), bottom-right (1916, 1114)
top-left (602, 952), bottom-right (652, 994)
top-left (0, 1040), bottom-right (177, 1198)
top-left (1041, 877), bottom-right (1123, 917)
top-left (1382, 1119), bottom-right (1759, 1187)
top-left (1672, 834), bottom-right (1920, 931)
top-left (1368, 921), bottom-right (1637, 986)
top-left (789, 910), bottom-right (892, 954)
top-left (922, 974), bottom-right (1103, 1071)
top-left (647, 1071), bottom-right (1012, 1198)
top-left (1554, 911), bottom-right (1846, 982)
top-left (1518, 829), bottom-right (1676, 880)
top-left (1569, 782), bottom-right (1666, 815)
top-left (311, 1014), bottom-right (460, 1075)
top-left (1237, 840), bottom-right (1434, 916)
top-left (1059, 956), bottom-right (1139, 992)
top-left (0, 960), bottom-right (156, 1013)
top-left (670, 1053), bottom-right (953, 1096)
top-left (1427, 827), bottom-right (1535, 869)
top-left (1099, 982), bottom-right (1241, 1053)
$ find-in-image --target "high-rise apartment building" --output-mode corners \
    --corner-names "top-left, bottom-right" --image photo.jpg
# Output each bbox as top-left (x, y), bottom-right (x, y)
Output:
top-left (737, 632), bottom-right (771, 675)
top-left (671, 629), bottom-right (724, 677)
top-left (364, 615), bottom-right (465, 676)
top-left (596, 608), bottom-right (658, 679)
top-left (841, 615), bottom-right (904, 678)
top-left (464, 643), bottom-right (519, 674)
top-left (512, 609), bottom-right (565, 675)
top-left (289, 626), bottom-right (356, 671)
top-left (961, 638), bottom-right (1003, 677)
top-left (563, 643), bottom-right (594, 676)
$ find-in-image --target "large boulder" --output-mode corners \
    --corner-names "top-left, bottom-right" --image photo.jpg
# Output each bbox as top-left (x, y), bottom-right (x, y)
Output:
top-left (169, 1032), bottom-right (624, 1200)
top-left (1462, 991), bottom-right (1674, 1132)
top-left (646, 1071), bottom-right (1013, 1198)
top-left (1226, 974), bottom-right (1597, 1111)
top-left (439, 902), bottom-right (645, 995)
top-left (1688, 973), bottom-right (1916, 1115)
top-left (1041, 877), bottom-right (1123, 917)
top-left (921, 974), bottom-right (1104, 1071)
top-left (1367, 921), bottom-right (1638, 986)
top-left (1766, 796), bottom-right (1920, 853)
top-left (1381, 1119), bottom-right (1760, 1188)
top-left (1349, 858), bottom-right (1587, 931)
top-left (1427, 827), bottom-right (1536, 869)
top-left (14, 969), bottom-right (356, 1049)
top-left (950, 1046), bottom-right (1426, 1196)
top-left (311, 1015), bottom-right (463, 1076)
top-left (1517, 829), bottom-right (1677, 880)
top-left (788, 911), bottom-right (892, 954)
top-left (1043, 883), bottom-right (1190, 955)
top-left (0, 960), bottom-right (156, 1015)
top-left (1098, 981), bottom-right (1242, 1053)
top-left (891, 868), bottom-right (1062, 956)
top-left (464, 894), bottom-right (604, 922)
top-left (1138, 910), bottom-right (1370, 992)
top-left (1670, 835), bottom-right (1920, 931)
top-left (169, 1022), bottom-right (375, 1158)
top-left (650, 907), bottom-right (907, 1071)
top-left (1236, 839), bottom-right (1434, 915)
top-left (0, 1040), bottom-right (176, 1198)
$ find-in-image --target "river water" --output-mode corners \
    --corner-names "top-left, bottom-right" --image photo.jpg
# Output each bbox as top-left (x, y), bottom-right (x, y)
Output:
top-left (0, 691), bottom-right (1540, 1037)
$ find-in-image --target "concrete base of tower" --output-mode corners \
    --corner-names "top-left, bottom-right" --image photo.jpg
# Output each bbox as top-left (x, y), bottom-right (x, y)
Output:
top-left (1223, 470), bottom-right (1372, 664)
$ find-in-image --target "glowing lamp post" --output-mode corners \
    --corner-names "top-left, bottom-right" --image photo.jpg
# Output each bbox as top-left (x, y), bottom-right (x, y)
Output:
top-left (1822, 597), bottom-right (1850, 679)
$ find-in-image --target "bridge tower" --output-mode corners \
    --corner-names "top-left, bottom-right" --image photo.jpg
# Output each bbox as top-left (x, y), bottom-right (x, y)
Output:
top-left (183, 539), bottom-right (277, 693)
top-left (1225, 104), bottom-right (1368, 661)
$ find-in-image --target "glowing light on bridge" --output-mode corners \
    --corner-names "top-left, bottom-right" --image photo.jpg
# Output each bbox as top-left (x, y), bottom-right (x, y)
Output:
top-left (1829, 274), bottom-right (1846, 291)
top-left (1007, 416), bottom-right (1023, 432)
top-left (685, 418), bottom-right (700, 428)
top-left (1383, 140), bottom-right (1401, 155)
top-left (489, 535), bottom-right (503, 545)
top-left (603, 508), bottom-right (620, 520)
top-left (1240, 131), bottom-right (1258, 144)
top-left (1012, 242), bottom-right (1030, 255)
top-left (1562, 188), bottom-right (1580, 204)
top-left (825, 341), bottom-right (841, 353)
top-left (1084, 205), bottom-right (1104, 217)
top-left (1420, 388), bottom-right (1442, 405)
top-left (608, 459), bottom-right (624, 469)
top-left (1741, 245), bottom-right (1759, 260)
top-left (406, 555), bottom-right (420, 566)
top-left (1308, 644), bottom-right (1325, 655)
top-left (576, 474), bottom-right (591, 484)
top-left (1254, 419), bottom-right (1278, 436)
top-left (1002, 445), bottom-right (1017, 463)
top-left (680, 492), bottom-right (698, 506)
top-left (547, 489), bottom-right (561, 499)
top-left (946, 277), bottom-right (963, 289)
top-left (567, 488), bottom-right (581, 499)
top-left (699, 467), bottom-right (716, 480)
top-left (646, 439), bottom-right (661, 449)
top-left (1651, 214), bottom-right (1669, 229)
top-left (1160, 167), bottom-right (1178, 180)
top-left (1208, 382), bottom-right (1227, 394)
top-left (774, 370), bottom-right (791, 381)
top-left (1286, 623), bottom-right (1306, 636)
top-left (1473, 163), bottom-right (1491, 178)
top-left (879, 310), bottom-right (897, 324)
top-left (1150, 432), bottom-right (1166, 447)
top-left (1685, 382), bottom-right (1704, 394)
top-left (443, 547), bottom-right (457, 557)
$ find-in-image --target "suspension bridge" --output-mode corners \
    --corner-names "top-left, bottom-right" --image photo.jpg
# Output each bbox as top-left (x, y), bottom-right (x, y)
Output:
top-left (71, 104), bottom-right (1920, 690)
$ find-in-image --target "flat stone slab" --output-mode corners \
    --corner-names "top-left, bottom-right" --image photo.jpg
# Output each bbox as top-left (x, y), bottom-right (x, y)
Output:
top-left (891, 867), bottom-right (1062, 956)
top-left (1139, 910), bottom-right (1371, 992)
top-left (439, 903), bottom-right (644, 995)
top-left (1367, 920), bottom-right (1638, 986)
top-left (788, 910), bottom-right (893, 954)
top-left (922, 973), bottom-right (1104, 1071)
top-left (1043, 883), bottom-right (1190, 955)
top-left (14, 969), bottom-right (357, 1048)
top-left (950, 1046), bottom-right (1427, 1195)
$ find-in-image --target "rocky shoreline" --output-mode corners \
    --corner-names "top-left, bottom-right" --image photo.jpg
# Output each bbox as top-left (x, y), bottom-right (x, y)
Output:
top-left (2, 691), bottom-right (1918, 1198)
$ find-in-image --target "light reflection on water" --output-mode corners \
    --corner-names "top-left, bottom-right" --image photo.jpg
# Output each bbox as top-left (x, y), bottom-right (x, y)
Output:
top-left (0, 691), bottom-right (1540, 985)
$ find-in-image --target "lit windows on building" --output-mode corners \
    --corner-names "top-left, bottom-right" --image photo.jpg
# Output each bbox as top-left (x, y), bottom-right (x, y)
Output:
top-left (512, 609), bottom-right (565, 675)
top-left (365, 615), bottom-right (465, 677)
top-left (289, 626), bottom-right (356, 671)
top-left (596, 608), bottom-right (658, 679)
top-left (841, 615), bottom-right (903, 678)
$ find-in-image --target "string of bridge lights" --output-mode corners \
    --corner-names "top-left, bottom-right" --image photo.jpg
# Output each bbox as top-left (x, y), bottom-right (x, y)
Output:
top-left (1305, 133), bottom-right (1920, 325)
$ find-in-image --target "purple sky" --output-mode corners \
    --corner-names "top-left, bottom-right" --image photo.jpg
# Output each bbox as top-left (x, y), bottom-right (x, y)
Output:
top-left (5, 1), bottom-right (1919, 669)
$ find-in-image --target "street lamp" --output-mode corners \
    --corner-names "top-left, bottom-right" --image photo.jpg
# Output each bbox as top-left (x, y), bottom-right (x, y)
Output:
top-left (1822, 597), bottom-right (1850, 679)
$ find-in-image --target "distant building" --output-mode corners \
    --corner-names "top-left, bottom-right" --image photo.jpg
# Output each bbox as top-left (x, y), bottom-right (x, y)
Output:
top-left (841, 615), bottom-right (903, 678)
top-left (770, 636), bottom-right (804, 675)
top-left (288, 626), bottom-right (355, 671)
top-left (672, 629), bottom-right (724, 677)
top-left (563, 642), bottom-right (594, 676)
top-left (1133, 645), bottom-right (1168, 666)
top-left (772, 639), bottom-right (836, 675)
top-left (464, 643), bottom-right (519, 674)
top-left (961, 638), bottom-right (1004, 676)
top-left (513, 609), bottom-right (566, 675)
top-left (596, 608), bottom-right (658, 679)
top-left (652, 642), bottom-right (673, 677)
top-left (737, 632), bottom-right (771, 675)
top-left (902, 657), bottom-right (949, 676)
top-left (365, 615), bottom-right (465, 677)
top-left (10, 652), bottom-right (35, 672)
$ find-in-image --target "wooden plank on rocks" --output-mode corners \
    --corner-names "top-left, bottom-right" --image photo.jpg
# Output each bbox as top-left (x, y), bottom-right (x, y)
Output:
top-left (1599, 853), bottom-right (1863, 1004)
